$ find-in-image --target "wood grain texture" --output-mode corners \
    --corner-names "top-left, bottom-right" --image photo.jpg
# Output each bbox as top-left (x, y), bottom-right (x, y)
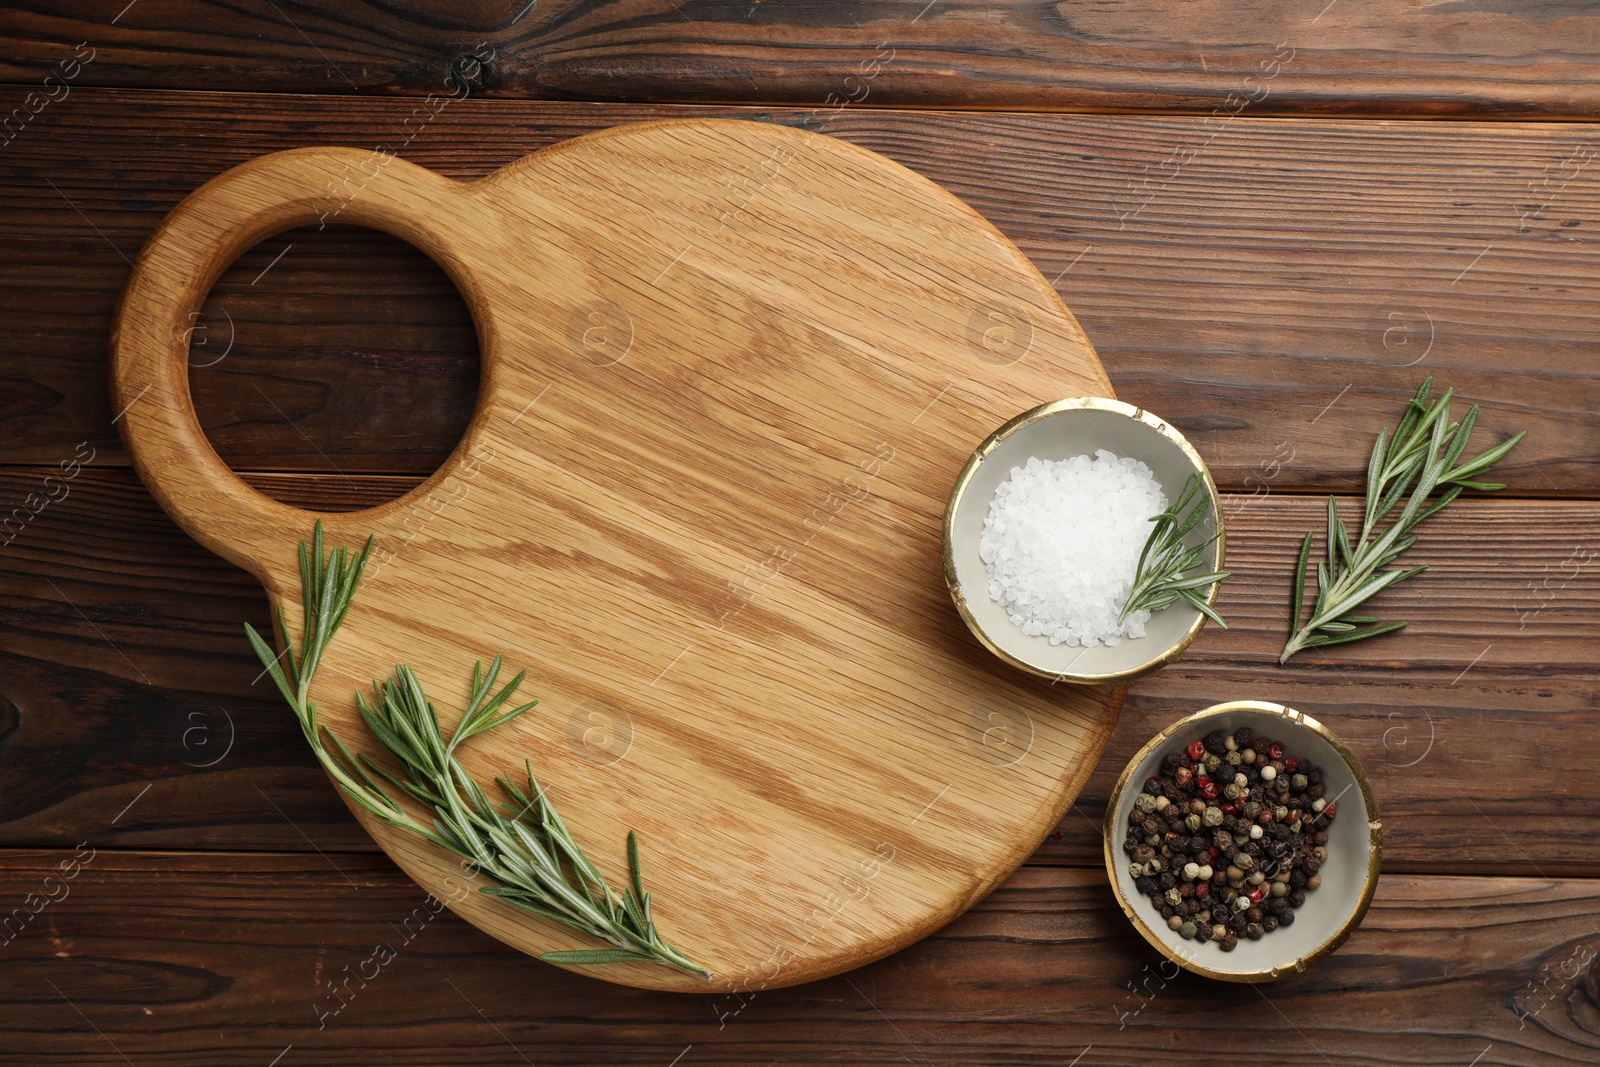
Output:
top-left (106, 125), bottom-right (1126, 990)
top-left (2, 91), bottom-right (1595, 492)
top-left (4, 850), bottom-right (1600, 1066)
top-left (3, 469), bottom-right (1596, 875)
top-left (3, 1), bottom-right (1599, 118)
top-left (0, 16), bottom-right (1590, 1060)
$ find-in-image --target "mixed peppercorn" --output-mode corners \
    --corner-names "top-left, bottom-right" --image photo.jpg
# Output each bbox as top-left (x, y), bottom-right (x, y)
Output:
top-left (1122, 726), bottom-right (1336, 952)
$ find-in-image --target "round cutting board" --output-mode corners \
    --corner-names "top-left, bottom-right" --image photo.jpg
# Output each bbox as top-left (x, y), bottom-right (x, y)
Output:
top-left (110, 119), bottom-right (1123, 992)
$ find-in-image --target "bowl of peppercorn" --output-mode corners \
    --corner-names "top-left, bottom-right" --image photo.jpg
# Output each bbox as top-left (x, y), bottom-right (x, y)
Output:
top-left (1103, 700), bottom-right (1381, 982)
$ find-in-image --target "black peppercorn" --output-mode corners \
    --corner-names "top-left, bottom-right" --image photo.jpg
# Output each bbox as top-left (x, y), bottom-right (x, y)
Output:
top-left (1129, 726), bottom-right (1338, 954)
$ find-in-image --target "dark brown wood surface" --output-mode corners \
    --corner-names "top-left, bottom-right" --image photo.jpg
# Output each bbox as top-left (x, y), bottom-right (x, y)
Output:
top-left (1, 47), bottom-right (1596, 1067)
top-left (2, 1), bottom-right (1599, 118)
top-left (6, 852), bottom-right (1600, 1066)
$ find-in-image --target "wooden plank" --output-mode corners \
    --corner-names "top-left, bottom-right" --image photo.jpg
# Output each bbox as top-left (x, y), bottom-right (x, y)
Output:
top-left (2, 2), bottom-right (1598, 118)
top-left (1, 91), bottom-right (1592, 491)
top-left (2, 469), bottom-right (1595, 875)
top-left (1, 849), bottom-right (1596, 1065)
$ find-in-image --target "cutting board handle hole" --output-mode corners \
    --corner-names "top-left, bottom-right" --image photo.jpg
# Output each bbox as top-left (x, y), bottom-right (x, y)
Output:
top-left (188, 224), bottom-right (482, 511)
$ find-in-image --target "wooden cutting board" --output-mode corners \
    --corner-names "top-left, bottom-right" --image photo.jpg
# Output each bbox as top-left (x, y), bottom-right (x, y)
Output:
top-left (110, 119), bottom-right (1122, 992)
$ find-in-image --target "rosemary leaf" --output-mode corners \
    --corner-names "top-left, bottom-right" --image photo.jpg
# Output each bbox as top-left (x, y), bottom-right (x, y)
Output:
top-left (1290, 531), bottom-right (1312, 628)
top-left (246, 521), bottom-right (710, 980)
top-left (1299, 620), bottom-right (1408, 650)
top-left (628, 830), bottom-right (647, 904)
top-left (541, 949), bottom-right (658, 965)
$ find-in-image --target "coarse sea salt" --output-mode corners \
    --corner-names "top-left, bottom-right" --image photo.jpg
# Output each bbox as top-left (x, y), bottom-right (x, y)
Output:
top-left (978, 450), bottom-right (1167, 648)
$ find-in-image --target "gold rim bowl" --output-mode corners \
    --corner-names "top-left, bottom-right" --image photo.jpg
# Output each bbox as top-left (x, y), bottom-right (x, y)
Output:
top-left (941, 397), bottom-right (1223, 684)
top-left (1102, 700), bottom-right (1383, 982)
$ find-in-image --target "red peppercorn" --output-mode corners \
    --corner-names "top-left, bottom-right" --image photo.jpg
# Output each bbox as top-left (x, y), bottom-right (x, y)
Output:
top-left (1258, 810), bottom-right (1274, 825)
top-left (1208, 848), bottom-right (1220, 860)
top-left (1196, 883), bottom-right (1210, 899)
top-left (1268, 742), bottom-right (1285, 761)
top-left (1325, 803), bottom-right (1337, 818)
top-left (1199, 780), bottom-right (1218, 800)
top-left (1220, 803), bottom-right (1237, 816)
top-left (1248, 887), bottom-right (1265, 904)
top-left (1187, 740), bottom-right (1208, 762)
top-left (1284, 757), bottom-right (1297, 772)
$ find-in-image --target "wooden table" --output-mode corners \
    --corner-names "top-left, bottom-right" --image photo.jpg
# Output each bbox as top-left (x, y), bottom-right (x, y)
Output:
top-left (2, 4), bottom-right (1596, 1064)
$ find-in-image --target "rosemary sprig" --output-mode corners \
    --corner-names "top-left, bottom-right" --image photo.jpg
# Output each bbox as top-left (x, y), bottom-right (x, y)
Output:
top-left (1280, 378), bottom-right (1525, 663)
top-left (1120, 473), bottom-right (1230, 628)
top-left (244, 522), bottom-right (709, 980)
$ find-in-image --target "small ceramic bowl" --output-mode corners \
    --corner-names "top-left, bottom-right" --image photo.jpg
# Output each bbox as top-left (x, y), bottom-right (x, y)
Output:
top-left (942, 397), bottom-right (1222, 684)
top-left (1103, 701), bottom-right (1382, 982)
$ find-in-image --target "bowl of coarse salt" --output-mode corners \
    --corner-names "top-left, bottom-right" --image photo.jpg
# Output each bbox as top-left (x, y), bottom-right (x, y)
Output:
top-left (942, 397), bottom-right (1224, 684)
